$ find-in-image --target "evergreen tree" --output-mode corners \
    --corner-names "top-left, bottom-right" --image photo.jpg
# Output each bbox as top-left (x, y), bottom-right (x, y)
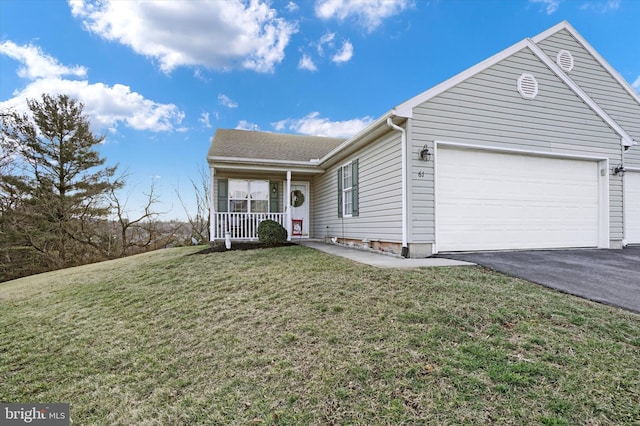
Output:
top-left (0, 94), bottom-right (122, 269)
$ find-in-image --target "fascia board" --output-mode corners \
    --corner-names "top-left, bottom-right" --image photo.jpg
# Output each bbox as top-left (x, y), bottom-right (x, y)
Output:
top-left (533, 20), bottom-right (640, 107)
top-left (392, 39), bottom-right (531, 118)
top-left (212, 164), bottom-right (326, 174)
top-left (527, 40), bottom-right (634, 147)
top-left (318, 112), bottom-right (392, 166)
top-left (208, 156), bottom-right (325, 173)
top-left (208, 155), bottom-right (319, 166)
top-left (530, 20), bottom-right (570, 44)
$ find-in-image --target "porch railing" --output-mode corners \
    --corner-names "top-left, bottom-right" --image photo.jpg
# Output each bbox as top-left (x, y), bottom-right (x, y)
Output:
top-left (213, 212), bottom-right (287, 240)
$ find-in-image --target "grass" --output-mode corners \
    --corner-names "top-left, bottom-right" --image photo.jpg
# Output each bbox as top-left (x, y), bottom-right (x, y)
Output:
top-left (1, 245), bottom-right (639, 425)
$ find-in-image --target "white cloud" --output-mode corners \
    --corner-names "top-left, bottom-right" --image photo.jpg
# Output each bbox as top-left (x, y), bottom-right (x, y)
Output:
top-left (0, 41), bottom-right (87, 79)
top-left (580, 0), bottom-right (621, 12)
top-left (236, 120), bottom-right (260, 131)
top-left (286, 1), bottom-right (299, 12)
top-left (69, 0), bottom-right (298, 73)
top-left (529, 0), bottom-right (561, 14)
top-left (315, 0), bottom-right (412, 31)
top-left (632, 76), bottom-right (640, 93)
top-left (298, 54), bottom-right (317, 71)
top-left (300, 33), bottom-right (350, 70)
top-left (199, 112), bottom-right (212, 128)
top-left (0, 41), bottom-right (184, 133)
top-left (317, 32), bottom-right (336, 56)
top-left (218, 94), bottom-right (238, 108)
top-left (272, 112), bottom-right (373, 138)
top-left (332, 40), bottom-right (353, 63)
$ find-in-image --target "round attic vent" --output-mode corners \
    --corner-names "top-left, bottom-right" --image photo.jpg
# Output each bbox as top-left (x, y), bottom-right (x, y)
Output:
top-left (517, 73), bottom-right (538, 99)
top-left (556, 49), bottom-right (574, 72)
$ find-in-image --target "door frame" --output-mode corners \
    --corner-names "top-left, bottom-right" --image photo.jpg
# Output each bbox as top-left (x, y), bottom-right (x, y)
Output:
top-left (290, 181), bottom-right (310, 237)
top-left (624, 169), bottom-right (640, 245)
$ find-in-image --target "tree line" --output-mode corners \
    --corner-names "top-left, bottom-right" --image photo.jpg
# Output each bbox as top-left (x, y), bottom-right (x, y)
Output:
top-left (0, 94), bottom-right (209, 282)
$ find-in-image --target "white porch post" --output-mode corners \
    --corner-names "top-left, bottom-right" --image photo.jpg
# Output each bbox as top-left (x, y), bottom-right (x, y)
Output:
top-left (209, 167), bottom-right (216, 242)
top-left (286, 170), bottom-right (292, 241)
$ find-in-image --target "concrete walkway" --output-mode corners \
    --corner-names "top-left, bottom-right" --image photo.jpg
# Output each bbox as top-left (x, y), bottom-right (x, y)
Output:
top-left (297, 240), bottom-right (474, 268)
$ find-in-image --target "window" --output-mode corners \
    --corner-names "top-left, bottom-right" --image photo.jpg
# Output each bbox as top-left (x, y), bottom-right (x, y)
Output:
top-left (228, 180), bottom-right (269, 213)
top-left (342, 163), bottom-right (353, 216)
top-left (338, 160), bottom-right (359, 218)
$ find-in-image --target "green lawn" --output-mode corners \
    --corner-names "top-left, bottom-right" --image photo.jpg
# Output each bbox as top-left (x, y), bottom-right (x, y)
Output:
top-left (1, 245), bottom-right (639, 425)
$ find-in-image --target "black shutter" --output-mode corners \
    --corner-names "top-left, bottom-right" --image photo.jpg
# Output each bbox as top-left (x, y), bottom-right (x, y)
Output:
top-left (337, 168), bottom-right (343, 218)
top-left (217, 179), bottom-right (228, 212)
top-left (352, 159), bottom-right (359, 217)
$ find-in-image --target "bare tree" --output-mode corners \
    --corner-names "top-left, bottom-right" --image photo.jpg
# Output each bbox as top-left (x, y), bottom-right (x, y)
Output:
top-left (176, 164), bottom-right (210, 244)
top-left (109, 179), bottom-right (183, 257)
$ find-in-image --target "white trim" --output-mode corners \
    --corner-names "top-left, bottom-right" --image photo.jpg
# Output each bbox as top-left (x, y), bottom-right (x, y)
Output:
top-left (432, 143), bottom-right (440, 255)
top-left (209, 167), bottom-right (216, 242)
top-left (286, 171), bottom-right (292, 241)
top-left (393, 40), bottom-right (530, 118)
top-left (598, 157), bottom-right (610, 248)
top-left (527, 41), bottom-right (634, 147)
top-left (340, 160), bottom-right (354, 218)
top-left (318, 112), bottom-right (392, 165)
top-left (209, 161), bottom-right (325, 174)
top-left (208, 155), bottom-right (323, 167)
top-left (389, 30), bottom-right (634, 147)
top-left (434, 140), bottom-right (610, 252)
top-left (434, 140), bottom-right (610, 162)
top-left (624, 170), bottom-right (640, 245)
top-left (387, 118), bottom-right (409, 253)
top-left (290, 181), bottom-right (310, 237)
top-left (532, 20), bottom-right (640, 106)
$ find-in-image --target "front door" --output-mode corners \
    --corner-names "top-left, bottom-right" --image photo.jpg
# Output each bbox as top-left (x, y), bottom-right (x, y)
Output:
top-left (290, 182), bottom-right (309, 237)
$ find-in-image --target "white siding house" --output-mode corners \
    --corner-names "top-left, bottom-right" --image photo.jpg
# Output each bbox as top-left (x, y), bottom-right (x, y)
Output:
top-left (207, 21), bottom-right (639, 257)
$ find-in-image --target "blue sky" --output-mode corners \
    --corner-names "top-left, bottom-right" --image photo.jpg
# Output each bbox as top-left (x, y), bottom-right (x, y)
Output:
top-left (1, 0), bottom-right (638, 220)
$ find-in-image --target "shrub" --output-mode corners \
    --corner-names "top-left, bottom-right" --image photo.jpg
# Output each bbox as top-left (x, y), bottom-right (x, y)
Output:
top-left (257, 220), bottom-right (288, 245)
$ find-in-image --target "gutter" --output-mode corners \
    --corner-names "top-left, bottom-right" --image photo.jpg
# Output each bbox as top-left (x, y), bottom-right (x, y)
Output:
top-left (208, 155), bottom-right (322, 167)
top-left (386, 117), bottom-right (409, 258)
top-left (318, 112), bottom-right (393, 166)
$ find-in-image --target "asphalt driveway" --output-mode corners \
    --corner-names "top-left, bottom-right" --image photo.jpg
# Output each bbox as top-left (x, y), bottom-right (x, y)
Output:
top-left (439, 246), bottom-right (640, 314)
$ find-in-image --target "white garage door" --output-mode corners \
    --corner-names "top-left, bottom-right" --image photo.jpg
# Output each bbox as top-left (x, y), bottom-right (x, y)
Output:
top-left (625, 171), bottom-right (640, 244)
top-left (436, 147), bottom-right (600, 252)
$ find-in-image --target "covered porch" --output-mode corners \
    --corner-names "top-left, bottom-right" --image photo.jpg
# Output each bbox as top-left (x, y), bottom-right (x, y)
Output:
top-left (212, 212), bottom-right (287, 240)
top-left (207, 129), bottom-right (345, 242)
top-left (209, 164), bottom-right (322, 242)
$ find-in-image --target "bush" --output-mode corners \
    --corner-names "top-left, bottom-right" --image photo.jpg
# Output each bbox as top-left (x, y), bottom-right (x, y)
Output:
top-left (257, 220), bottom-right (288, 245)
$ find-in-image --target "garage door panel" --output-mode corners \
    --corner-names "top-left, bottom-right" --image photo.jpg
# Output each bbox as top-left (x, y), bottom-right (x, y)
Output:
top-left (625, 171), bottom-right (640, 244)
top-left (437, 147), bottom-right (600, 252)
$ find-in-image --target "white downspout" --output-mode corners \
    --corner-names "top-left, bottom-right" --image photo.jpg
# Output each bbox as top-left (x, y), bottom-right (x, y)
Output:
top-left (209, 167), bottom-right (216, 242)
top-left (386, 117), bottom-right (409, 258)
top-left (286, 170), bottom-right (292, 241)
top-left (621, 139), bottom-right (627, 247)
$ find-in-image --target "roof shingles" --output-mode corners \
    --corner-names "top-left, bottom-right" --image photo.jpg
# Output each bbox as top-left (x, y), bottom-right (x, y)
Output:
top-left (208, 129), bottom-right (345, 163)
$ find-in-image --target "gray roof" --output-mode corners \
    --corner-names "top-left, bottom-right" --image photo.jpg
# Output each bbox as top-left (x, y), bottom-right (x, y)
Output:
top-left (208, 129), bottom-right (345, 162)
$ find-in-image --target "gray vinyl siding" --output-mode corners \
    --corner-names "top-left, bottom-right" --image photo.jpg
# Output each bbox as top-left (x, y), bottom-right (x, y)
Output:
top-left (406, 118), bottom-right (433, 243)
top-left (410, 46), bottom-right (624, 243)
top-left (536, 29), bottom-right (640, 169)
top-left (312, 131), bottom-right (403, 242)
